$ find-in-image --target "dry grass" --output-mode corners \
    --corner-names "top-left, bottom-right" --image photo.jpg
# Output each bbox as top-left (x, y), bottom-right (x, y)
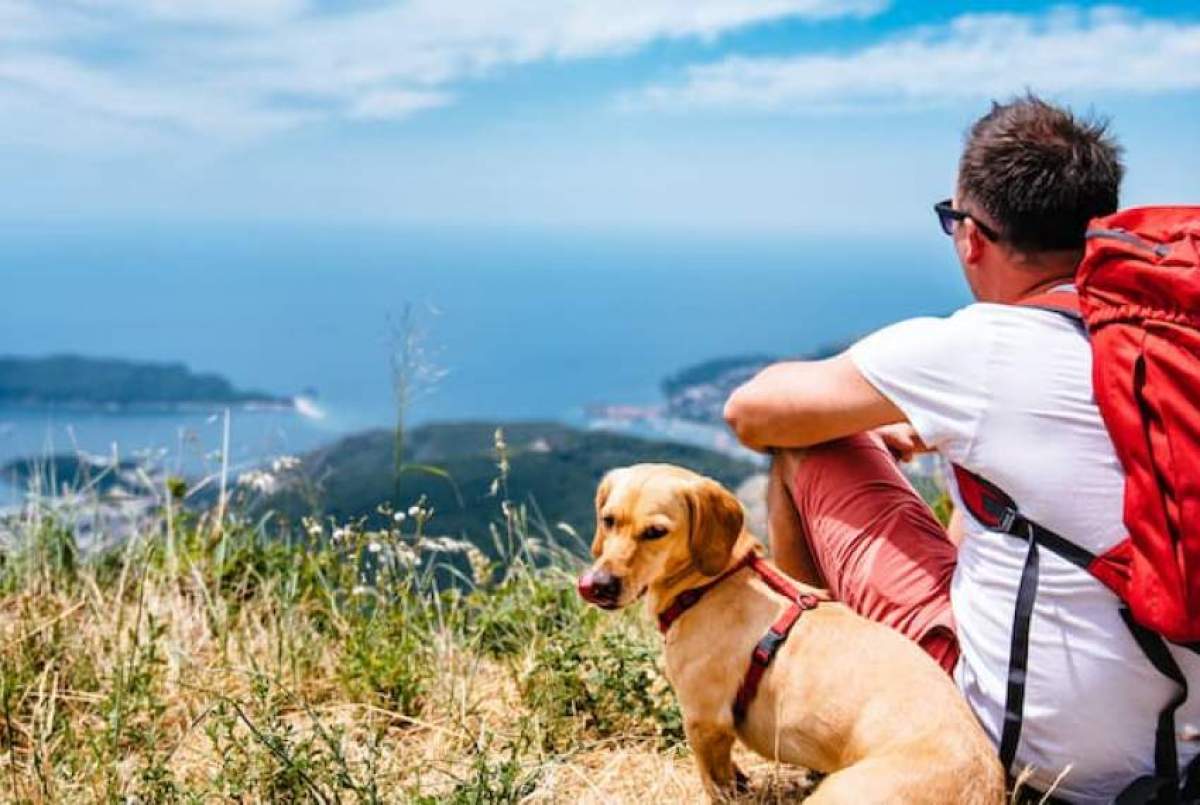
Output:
top-left (0, 458), bottom-right (824, 805)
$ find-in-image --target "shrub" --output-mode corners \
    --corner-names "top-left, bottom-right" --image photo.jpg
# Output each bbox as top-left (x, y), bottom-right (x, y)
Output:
top-left (339, 605), bottom-right (433, 718)
top-left (521, 616), bottom-right (684, 752)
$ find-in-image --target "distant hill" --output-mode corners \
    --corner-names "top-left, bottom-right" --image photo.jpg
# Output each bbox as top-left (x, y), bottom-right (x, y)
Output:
top-left (0, 355), bottom-right (290, 408)
top-left (266, 421), bottom-right (759, 554)
top-left (5, 422), bottom-right (758, 555)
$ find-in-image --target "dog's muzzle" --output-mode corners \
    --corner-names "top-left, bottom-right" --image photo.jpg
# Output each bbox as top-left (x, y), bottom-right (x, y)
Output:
top-left (577, 569), bottom-right (622, 609)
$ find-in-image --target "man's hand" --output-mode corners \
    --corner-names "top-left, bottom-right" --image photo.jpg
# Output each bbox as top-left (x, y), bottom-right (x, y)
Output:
top-left (874, 423), bottom-right (931, 463)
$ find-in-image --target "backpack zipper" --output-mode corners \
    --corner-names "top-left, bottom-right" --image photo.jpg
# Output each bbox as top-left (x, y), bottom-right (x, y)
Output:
top-left (1086, 228), bottom-right (1171, 258)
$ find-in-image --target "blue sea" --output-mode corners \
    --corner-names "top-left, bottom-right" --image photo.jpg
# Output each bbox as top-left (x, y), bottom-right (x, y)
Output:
top-left (1, 223), bottom-right (969, 501)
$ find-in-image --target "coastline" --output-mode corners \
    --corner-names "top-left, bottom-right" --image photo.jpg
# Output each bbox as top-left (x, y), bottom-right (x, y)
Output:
top-left (0, 398), bottom-right (297, 414)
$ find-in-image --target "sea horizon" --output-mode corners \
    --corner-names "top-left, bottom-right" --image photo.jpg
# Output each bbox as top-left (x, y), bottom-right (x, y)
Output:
top-left (2, 223), bottom-right (970, 498)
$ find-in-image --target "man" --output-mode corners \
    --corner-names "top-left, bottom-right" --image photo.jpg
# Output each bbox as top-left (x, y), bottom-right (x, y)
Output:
top-left (724, 95), bottom-right (1200, 802)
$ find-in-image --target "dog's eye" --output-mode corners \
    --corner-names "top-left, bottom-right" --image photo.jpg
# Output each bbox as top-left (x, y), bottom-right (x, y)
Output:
top-left (602, 515), bottom-right (616, 529)
top-left (640, 525), bottom-right (669, 541)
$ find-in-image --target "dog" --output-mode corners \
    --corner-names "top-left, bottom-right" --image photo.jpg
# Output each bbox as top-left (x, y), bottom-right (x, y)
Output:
top-left (578, 463), bottom-right (1003, 804)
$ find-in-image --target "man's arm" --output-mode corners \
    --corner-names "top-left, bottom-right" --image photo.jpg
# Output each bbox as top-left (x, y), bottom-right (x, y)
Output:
top-left (723, 353), bottom-right (907, 451)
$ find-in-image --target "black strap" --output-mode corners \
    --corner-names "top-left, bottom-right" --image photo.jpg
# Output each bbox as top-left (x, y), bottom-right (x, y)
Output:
top-left (1182, 753), bottom-right (1200, 802)
top-left (1115, 609), bottom-right (1188, 805)
top-left (954, 464), bottom-right (1195, 800)
top-left (999, 521), bottom-right (1040, 772)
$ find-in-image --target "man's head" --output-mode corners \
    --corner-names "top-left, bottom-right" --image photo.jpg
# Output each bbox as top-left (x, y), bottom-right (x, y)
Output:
top-left (948, 95), bottom-right (1124, 302)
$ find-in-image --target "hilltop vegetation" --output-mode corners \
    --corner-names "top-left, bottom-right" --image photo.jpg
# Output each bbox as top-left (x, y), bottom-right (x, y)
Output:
top-left (264, 421), bottom-right (758, 547)
top-left (0, 439), bottom-right (807, 803)
top-left (0, 355), bottom-right (289, 408)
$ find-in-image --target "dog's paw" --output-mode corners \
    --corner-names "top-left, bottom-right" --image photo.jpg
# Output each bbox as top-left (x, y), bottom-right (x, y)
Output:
top-left (734, 766), bottom-right (751, 795)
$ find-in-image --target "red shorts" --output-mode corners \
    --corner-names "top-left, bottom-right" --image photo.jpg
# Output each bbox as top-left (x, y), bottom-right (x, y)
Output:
top-left (781, 432), bottom-right (959, 673)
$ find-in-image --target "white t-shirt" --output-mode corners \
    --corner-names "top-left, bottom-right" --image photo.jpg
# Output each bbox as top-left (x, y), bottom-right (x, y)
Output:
top-left (849, 303), bottom-right (1200, 803)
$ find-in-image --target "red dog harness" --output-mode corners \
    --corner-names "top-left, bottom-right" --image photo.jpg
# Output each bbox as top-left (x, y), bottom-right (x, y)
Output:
top-left (657, 552), bottom-right (821, 723)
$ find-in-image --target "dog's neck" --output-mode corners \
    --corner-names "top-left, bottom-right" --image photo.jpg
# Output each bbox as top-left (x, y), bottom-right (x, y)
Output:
top-left (646, 531), bottom-right (763, 621)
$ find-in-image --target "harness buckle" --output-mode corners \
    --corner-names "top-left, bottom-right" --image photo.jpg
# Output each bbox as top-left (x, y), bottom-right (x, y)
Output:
top-left (753, 629), bottom-right (786, 665)
top-left (998, 507), bottom-right (1019, 534)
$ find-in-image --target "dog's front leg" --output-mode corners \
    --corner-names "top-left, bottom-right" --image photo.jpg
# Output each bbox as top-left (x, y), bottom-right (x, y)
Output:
top-left (686, 719), bottom-right (740, 803)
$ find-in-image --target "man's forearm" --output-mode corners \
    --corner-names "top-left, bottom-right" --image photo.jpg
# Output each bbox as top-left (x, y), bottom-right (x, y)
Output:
top-left (723, 354), bottom-right (906, 451)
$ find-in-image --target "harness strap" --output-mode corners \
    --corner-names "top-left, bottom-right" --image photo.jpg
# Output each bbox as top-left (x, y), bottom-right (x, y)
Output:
top-left (733, 556), bottom-right (820, 723)
top-left (656, 553), bottom-right (820, 724)
top-left (734, 600), bottom-right (807, 723)
top-left (657, 552), bottom-right (756, 634)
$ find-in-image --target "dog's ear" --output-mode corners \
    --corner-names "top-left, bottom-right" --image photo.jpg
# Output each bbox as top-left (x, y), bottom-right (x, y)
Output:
top-left (592, 470), bottom-right (619, 557)
top-left (686, 478), bottom-right (745, 576)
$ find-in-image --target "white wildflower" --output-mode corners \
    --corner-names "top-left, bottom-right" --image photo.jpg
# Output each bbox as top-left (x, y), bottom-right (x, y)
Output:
top-left (417, 536), bottom-right (472, 554)
top-left (408, 505), bottom-right (422, 517)
top-left (396, 544), bottom-right (418, 567)
top-left (466, 546), bottom-right (490, 586)
top-left (332, 527), bottom-right (350, 544)
top-left (367, 541), bottom-right (382, 554)
top-left (393, 510), bottom-right (406, 523)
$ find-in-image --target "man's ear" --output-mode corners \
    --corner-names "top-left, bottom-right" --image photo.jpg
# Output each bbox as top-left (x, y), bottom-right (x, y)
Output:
top-left (686, 478), bottom-right (745, 576)
top-left (592, 470), bottom-right (619, 558)
top-left (963, 219), bottom-right (987, 265)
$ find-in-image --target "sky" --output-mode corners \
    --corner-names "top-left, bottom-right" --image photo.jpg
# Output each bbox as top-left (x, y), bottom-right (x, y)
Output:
top-left (1, 0), bottom-right (1198, 236)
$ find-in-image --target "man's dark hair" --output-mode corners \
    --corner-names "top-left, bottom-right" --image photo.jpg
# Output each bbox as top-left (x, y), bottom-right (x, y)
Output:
top-left (958, 94), bottom-right (1124, 253)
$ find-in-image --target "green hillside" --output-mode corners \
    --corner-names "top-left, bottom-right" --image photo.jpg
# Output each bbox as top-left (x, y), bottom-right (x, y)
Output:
top-left (270, 421), bottom-right (758, 552)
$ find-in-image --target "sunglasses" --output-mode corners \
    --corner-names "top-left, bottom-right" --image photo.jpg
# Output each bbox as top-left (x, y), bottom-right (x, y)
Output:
top-left (934, 199), bottom-right (999, 241)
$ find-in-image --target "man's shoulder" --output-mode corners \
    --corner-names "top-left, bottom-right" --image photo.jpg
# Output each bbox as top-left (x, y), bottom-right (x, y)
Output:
top-left (857, 304), bottom-right (992, 349)
top-left (891, 302), bottom-right (1078, 343)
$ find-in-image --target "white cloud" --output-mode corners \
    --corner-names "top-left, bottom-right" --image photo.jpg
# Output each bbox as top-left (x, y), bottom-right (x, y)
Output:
top-left (346, 89), bottom-right (453, 121)
top-left (626, 6), bottom-right (1200, 112)
top-left (0, 0), bottom-right (883, 150)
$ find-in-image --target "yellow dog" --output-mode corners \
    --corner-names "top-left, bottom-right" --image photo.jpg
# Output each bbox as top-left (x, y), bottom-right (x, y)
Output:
top-left (578, 463), bottom-right (1002, 804)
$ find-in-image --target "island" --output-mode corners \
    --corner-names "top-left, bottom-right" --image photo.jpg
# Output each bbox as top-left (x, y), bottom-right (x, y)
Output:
top-left (589, 343), bottom-right (854, 428)
top-left (0, 355), bottom-right (292, 410)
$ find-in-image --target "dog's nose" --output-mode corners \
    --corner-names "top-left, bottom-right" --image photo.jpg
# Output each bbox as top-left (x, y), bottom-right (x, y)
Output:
top-left (578, 569), bottom-right (622, 607)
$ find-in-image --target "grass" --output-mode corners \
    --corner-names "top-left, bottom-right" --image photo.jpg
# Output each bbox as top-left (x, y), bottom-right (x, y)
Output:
top-left (0, 431), bottom-right (811, 804)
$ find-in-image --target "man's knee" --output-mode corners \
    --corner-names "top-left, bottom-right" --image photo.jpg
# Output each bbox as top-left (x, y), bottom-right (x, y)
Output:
top-left (767, 448), bottom-right (816, 534)
top-left (769, 447), bottom-right (808, 486)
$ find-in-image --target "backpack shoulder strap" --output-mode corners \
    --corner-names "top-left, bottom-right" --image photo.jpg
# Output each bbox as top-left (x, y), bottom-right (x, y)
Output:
top-left (1017, 288), bottom-right (1083, 321)
top-left (952, 463), bottom-right (1190, 799)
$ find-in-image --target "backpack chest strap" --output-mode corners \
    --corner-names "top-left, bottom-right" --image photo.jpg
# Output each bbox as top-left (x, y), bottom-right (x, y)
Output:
top-left (951, 465), bottom-right (1097, 570)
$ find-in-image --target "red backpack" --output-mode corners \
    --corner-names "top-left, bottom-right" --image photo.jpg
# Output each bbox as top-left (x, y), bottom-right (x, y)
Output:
top-left (952, 207), bottom-right (1200, 801)
top-left (1080, 207), bottom-right (1200, 643)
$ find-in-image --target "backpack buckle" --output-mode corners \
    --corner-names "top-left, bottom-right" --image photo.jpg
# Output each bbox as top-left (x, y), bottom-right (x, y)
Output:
top-left (998, 507), bottom-right (1018, 534)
